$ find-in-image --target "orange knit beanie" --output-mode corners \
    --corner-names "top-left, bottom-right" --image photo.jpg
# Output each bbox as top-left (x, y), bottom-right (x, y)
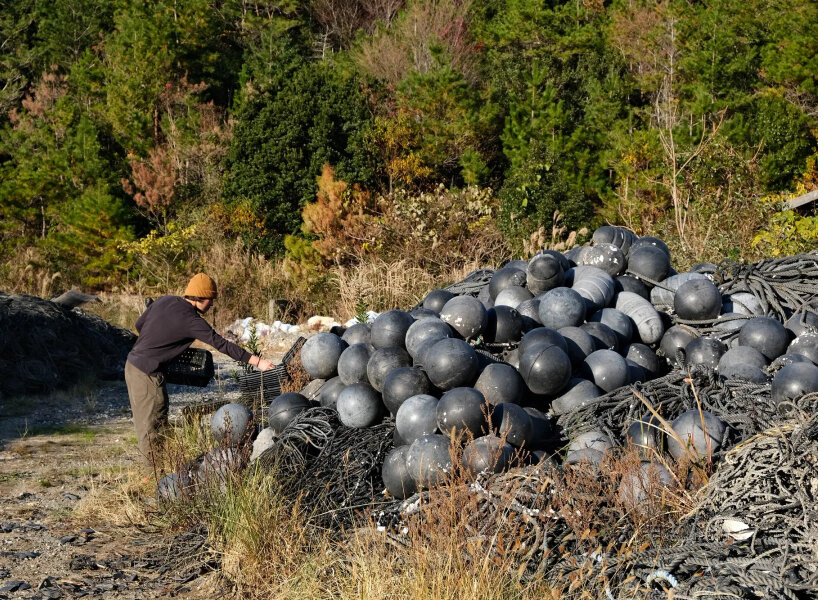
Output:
top-left (184, 273), bottom-right (218, 299)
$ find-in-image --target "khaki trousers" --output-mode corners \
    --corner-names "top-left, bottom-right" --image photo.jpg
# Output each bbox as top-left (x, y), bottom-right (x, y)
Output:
top-left (125, 361), bottom-right (169, 466)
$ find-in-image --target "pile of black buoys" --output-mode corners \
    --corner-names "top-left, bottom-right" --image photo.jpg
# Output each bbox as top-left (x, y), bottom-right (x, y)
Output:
top-left (165, 228), bottom-right (818, 505)
top-left (251, 228), bottom-right (816, 500)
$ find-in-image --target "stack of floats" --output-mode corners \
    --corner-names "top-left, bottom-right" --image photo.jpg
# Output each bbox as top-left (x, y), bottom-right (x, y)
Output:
top-left (158, 227), bottom-right (818, 598)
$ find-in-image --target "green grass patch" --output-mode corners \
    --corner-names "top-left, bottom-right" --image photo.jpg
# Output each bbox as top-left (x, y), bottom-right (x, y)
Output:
top-left (24, 424), bottom-right (111, 442)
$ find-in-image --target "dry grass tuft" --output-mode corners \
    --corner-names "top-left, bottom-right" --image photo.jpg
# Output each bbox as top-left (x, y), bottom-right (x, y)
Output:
top-left (335, 258), bottom-right (482, 318)
top-left (72, 464), bottom-right (155, 527)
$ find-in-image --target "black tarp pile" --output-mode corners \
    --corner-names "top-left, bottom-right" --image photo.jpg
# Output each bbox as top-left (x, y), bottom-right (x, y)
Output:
top-left (0, 292), bottom-right (135, 397)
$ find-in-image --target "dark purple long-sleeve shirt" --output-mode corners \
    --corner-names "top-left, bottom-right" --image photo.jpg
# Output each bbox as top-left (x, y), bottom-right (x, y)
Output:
top-left (127, 295), bottom-right (251, 375)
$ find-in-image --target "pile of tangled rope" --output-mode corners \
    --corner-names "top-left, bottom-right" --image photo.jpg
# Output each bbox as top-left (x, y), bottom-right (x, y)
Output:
top-left (256, 407), bottom-right (395, 530)
top-left (0, 292), bottom-right (135, 396)
top-left (665, 254), bottom-right (818, 343)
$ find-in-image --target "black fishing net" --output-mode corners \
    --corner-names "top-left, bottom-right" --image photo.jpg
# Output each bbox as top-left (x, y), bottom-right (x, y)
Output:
top-left (0, 292), bottom-right (135, 397)
top-left (255, 407), bottom-right (394, 531)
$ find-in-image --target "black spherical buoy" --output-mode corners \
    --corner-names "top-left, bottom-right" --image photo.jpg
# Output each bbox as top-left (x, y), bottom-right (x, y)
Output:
top-left (627, 245), bottom-right (670, 283)
top-left (527, 253), bottom-right (564, 294)
top-left (581, 243), bottom-right (627, 277)
top-left (667, 410), bottom-right (726, 461)
top-left (571, 266), bottom-right (616, 313)
top-left (626, 416), bottom-right (664, 457)
top-left (615, 275), bottom-right (651, 300)
top-left (625, 343), bottom-right (661, 378)
top-left (301, 333), bottom-right (348, 379)
top-left (518, 343), bottom-right (572, 396)
top-left (626, 359), bottom-right (646, 383)
top-left (337, 343), bottom-right (375, 385)
top-left (489, 267), bottom-right (527, 299)
top-left (787, 332), bottom-right (818, 365)
top-left (618, 462), bottom-right (673, 511)
top-left (581, 321), bottom-right (620, 351)
top-left (568, 430), bottom-right (614, 455)
top-left (674, 279), bottom-right (722, 320)
top-left (367, 347), bottom-right (412, 392)
top-left (423, 338), bottom-right (480, 390)
top-left (473, 363), bottom-right (525, 405)
top-left (516, 298), bottom-right (542, 332)
top-left (492, 402), bottom-right (533, 447)
top-left (423, 289), bottom-right (456, 313)
top-left (318, 376), bottom-right (346, 409)
top-left (540, 249), bottom-right (573, 271)
top-left (775, 353), bottom-right (812, 368)
top-left (370, 310), bottom-right (415, 349)
top-left (494, 285), bottom-right (533, 309)
top-left (538, 287), bottom-right (586, 330)
top-left (336, 383), bottom-right (384, 428)
top-left (411, 307), bottom-right (440, 320)
top-left (524, 406), bottom-right (555, 450)
top-left (557, 326), bottom-right (596, 368)
top-left (722, 292), bottom-right (763, 316)
top-left (738, 317), bottom-right (791, 361)
top-left (462, 435), bottom-right (514, 476)
top-left (211, 403), bottom-right (253, 445)
top-left (771, 362), bottom-right (818, 405)
top-left (382, 446), bottom-right (417, 499)
top-left (581, 349), bottom-right (629, 393)
top-left (520, 327), bottom-right (568, 355)
top-left (592, 225), bottom-right (635, 253)
top-left (720, 363), bottom-right (768, 383)
top-left (484, 306), bottom-right (524, 343)
top-left (405, 318), bottom-right (452, 360)
top-left (685, 337), bottom-right (727, 369)
top-left (382, 367), bottom-right (433, 415)
top-left (342, 322), bottom-right (371, 346)
top-left (660, 326), bottom-right (697, 366)
top-left (718, 346), bottom-right (767, 373)
top-left (630, 236), bottom-right (669, 257)
top-left (267, 392), bottom-right (310, 434)
top-left (690, 262), bottom-right (718, 273)
top-left (785, 311), bottom-right (818, 338)
top-left (157, 472), bottom-right (193, 504)
top-left (589, 308), bottom-right (633, 349)
top-left (436, 387), bottom-right (487, 439)
top-left (396, 394), bottom-right (439, 444)
top-left (440, 295), bottom-right (488, 340)
top-left (551, 378), bottom-right (603, 415)
top-left (405, 434), bottom-right (452, 489)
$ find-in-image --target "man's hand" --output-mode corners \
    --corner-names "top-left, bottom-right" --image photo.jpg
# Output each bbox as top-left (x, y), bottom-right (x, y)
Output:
top-left (249, 355), bottom-right (275, 371)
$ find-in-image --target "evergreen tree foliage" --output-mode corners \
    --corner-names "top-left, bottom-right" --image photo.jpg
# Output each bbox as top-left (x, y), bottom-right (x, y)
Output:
top-left (224, 60), bottom-right (375, 254)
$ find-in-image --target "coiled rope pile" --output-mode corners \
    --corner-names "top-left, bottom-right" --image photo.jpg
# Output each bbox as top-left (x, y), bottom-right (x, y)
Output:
top-left (557, 367), bottom-right (818, 451)
top-left (714, 253), bottom-right (818, 321)
top-left (0, 292), bottom-right (135, 396)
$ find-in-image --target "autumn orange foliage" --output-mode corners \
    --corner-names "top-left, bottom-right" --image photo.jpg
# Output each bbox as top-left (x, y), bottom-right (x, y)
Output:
top-left (301, 164), bottom-right (386, 264)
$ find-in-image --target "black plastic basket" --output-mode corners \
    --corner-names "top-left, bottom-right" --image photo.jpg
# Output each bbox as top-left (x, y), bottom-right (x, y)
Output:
top-left (164, 348), bottom-right (214, 387)
top-left (238, 336), bottom-right (305, 403)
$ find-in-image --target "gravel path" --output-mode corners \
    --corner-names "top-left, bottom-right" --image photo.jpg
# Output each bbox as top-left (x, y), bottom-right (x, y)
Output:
top-left (0, 339), bottom-right (299, 600)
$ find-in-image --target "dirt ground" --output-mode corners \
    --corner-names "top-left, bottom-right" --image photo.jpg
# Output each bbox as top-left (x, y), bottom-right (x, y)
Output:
top-left (0, 338), bottom-right (296, 600)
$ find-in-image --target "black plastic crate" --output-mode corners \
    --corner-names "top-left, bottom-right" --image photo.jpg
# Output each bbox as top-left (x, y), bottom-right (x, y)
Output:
top-left (164, 348), bottom-right (214, 387)
top-left (238, 336), bottom-right (305, 403)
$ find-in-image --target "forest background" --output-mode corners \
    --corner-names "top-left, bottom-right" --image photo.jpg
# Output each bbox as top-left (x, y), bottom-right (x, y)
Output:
top-left (2, 0), bottom-right (817, 326)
